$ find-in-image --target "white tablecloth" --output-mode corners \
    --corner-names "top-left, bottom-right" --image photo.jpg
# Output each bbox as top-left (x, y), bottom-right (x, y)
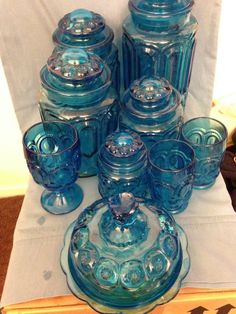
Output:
top-left (1, 175), bottom-right (236, 307)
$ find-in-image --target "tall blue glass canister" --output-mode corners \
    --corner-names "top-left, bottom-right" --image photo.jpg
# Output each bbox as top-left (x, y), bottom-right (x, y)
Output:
top-left (119, 76), bottom-right (183, 149)
top-left (53, 9), bottom-right (120, 92)
top-left (122, 0), bottom-right (198, 105)
top-left (98, 130), bottom-right (148, 198)
top-left (39, 48), bottom-right (119, 177)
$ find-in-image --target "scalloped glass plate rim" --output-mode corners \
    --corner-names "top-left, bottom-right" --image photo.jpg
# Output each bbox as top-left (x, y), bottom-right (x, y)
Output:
top-left (60, 220), bottom-right (190, 314)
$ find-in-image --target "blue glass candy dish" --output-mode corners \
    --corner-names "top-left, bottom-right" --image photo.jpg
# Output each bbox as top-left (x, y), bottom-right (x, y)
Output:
top-left (53, 9), bottom-right (120, 91)
top-left (23, 121), bottom-right (83, 214)
top-left (39, 48), bottom-right (119, 177)
top-left (61, 192), bottom-right (190, 313)
top-left (119, 76), bottom-right (183, 149)
top-left (98, 130), bottom-right (148, 198)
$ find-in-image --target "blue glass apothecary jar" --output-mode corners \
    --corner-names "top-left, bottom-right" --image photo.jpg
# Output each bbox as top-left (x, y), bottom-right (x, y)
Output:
top-left (119, 76), bottom-right (183, 149)
top-left (98, 130), bottom-right (148, 198)
top-left (53, 9), bottom-right (120, 92)
top-left (122, 0), bottom-right (198, 105)
top-left (61, 192), bottom-right (190, 313)
top-left (39, 48), bottom-right (119, 177)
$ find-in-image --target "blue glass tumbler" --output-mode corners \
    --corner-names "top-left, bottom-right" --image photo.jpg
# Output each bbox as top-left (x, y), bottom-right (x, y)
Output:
top-left (39, 48), bottom-right (119, 177)
top-left (119, 76), bottom-right (183, 149)
top-left (53, 9), bottom-right (120, 92)
top-left (23, 121), bottom-right (83, 214)
top-left (148, 139), bottom-right (195, 214)
top-left (97, 130), bottom-right (148, 197)
top-left (122, 0), bottom-right (198, 105)
top-left (181, 117), bottom-right (228, 189)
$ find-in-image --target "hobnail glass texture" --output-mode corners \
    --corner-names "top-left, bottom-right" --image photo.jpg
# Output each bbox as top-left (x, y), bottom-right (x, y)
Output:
top-left (119, 76), bottom-right (183, 149)
top-left (122, 0), bottom-right (198, 105)
top-left (39, 48), bottom-right (119, 177)
top-left (61, 192), bottom-right (190, 313)
top-left (148, 139), bottom-right (195, 214)
top-left (23, 121), bottom-right (83, 214)
top-left (53, 9), bottom-right (120, 91)
top-left (97, 130), bottom-right (148, 198)
top-left (181, 117), bottom-right (227, 189)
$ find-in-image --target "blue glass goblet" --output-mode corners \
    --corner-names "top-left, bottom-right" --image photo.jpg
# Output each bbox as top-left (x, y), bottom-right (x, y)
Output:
top-left (181, 117), bottom-right (227, 189)
top-left (23, 121), bottom-right (83, 214)
top-left (148, 139), bottom-right (195, 214)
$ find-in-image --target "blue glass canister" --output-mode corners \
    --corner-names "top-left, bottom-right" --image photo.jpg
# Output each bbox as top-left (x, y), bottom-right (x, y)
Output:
top-left (98, 130), bottom-right (148, 198)
top-left (122, 0), bottom-right (198, 105)
top-left (119, 76), bottom-right (183, 149)
top-left (39, 48), bottom-right (119, 177)
top-left (53, 9), bottom-right (120, 92)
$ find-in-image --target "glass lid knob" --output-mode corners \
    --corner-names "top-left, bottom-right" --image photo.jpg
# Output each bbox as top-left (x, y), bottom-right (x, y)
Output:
top-left (130, 77), bottom-right (172, 103)
top-left (47, 48), bottom-right (103, 81)
top-left (105, 131), bottom-right (143, 157)
top-left (58, 9), bottom-right (105, 36)
top-left (108, 193), bottom-right (138, 222)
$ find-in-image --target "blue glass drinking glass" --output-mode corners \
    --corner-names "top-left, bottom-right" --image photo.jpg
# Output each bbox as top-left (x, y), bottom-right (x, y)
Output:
top-left (23, 121), bottom-right (83, 214)
top-left (122, 0), bottom-right (198, 105)
top-left (181, 117), bottom-right (228, 189)
top-left (97, 130), bottom-right (148, 198)
top-left (52, 9), bottom-right (120, 92)
top-left (148, 139), bottom-right (195, 214)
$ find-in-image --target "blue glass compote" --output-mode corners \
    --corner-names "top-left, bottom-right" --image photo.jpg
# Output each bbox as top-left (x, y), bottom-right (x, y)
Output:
top-left (61, 192), bottom-right (190, 313)
top-left (23, 121), bottom-right (83, 214)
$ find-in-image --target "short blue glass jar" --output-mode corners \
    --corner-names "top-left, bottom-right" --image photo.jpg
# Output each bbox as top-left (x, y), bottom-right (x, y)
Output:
top-left (53, 9), bottom-right (120, 92)
top-left (39, 48), bottom-right (119, 177)
top-left (122, 0), bottom-right (198, 105)
top-left (119, 76), bottom-right (183, 149)
top-left (98, 130), bottom-right (148, 198)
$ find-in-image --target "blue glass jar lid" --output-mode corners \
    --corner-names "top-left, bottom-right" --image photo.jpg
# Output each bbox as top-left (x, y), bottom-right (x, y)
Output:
top-left (122, 76), bottom-right (182, 122)
top-left (129, 0), bottom-right (194, 18)
top-left (53, 9), bottom-right (114, 52)
top-left (61, 193), bottom-right (190, 313)
top-left (58, 9), bottom-right (105, 36)
top-left (105, 130), bottom-right (144, 157)
top-left (47, 48), bottom-right (103, 82)
top-left (98, 130), bottom-right (147, 173)
top-left (130, 77), bottom-right (172, 105)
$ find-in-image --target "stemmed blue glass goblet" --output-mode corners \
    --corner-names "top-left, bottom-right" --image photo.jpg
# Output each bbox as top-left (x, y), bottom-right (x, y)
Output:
top-left (23, 121), bottom-right (83, 214)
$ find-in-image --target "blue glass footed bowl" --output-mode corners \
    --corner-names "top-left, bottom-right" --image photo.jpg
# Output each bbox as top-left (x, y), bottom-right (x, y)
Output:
top-left (61, 192), bottom-right (190, 313)
top-left (39, 48), bottom-right (119, 177)
top-left (23, 121), bottom-right (83, 214)
top-left (122, 0), bottom-right (198, 105)
top-left (119, 76), bottom-right (183, 149)
top-left (53, 9), bottom-right (120, 92)
top-left (97, 130), bottom-right (148, 198)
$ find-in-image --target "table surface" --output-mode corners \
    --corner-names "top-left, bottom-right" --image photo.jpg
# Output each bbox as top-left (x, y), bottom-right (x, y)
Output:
top-left (1, 175), bottom-right (236, 307)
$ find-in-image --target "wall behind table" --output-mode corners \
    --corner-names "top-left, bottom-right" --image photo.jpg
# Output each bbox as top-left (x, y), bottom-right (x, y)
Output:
top-left (0, 0), bottom-right (222, 132)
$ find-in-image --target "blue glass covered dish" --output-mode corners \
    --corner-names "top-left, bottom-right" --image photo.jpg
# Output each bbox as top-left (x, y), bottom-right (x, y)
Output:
top-left (61, 193), bottom-right (190, 313)
top-left (119, 76), bottom-right (183, 149)
top-left (53, 9), bottom-right (119, 91)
